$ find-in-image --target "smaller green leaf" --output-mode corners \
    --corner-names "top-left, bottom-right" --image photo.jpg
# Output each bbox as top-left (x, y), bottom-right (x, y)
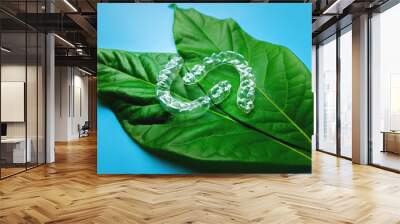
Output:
top-left (173, 6), bottom-right (313, 153)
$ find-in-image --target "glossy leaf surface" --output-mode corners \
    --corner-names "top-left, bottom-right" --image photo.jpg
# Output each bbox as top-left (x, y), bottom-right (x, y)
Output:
top-left (173, 6), bottom-right (313, 152)
top-left (98, 49), bottom-right (311, 172)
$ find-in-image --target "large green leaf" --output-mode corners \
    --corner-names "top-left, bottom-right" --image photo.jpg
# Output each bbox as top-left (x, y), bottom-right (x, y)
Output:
top-left (98, 49), bottom-right (311, 173)
top-left (173, 6), bottom-right (313, 152)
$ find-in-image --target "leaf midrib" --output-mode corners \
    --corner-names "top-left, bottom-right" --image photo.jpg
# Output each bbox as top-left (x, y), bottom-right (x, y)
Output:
top-left (98, 60), bottom-right (311, 161)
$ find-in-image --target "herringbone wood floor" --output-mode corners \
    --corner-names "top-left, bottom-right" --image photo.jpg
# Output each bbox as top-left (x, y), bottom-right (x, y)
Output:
top-left (1, 135), bottom-right (400, 224)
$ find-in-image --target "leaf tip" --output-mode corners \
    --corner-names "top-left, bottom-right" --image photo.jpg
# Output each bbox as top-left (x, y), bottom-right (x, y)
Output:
top-left (168, 3), bottom-right (178, 10)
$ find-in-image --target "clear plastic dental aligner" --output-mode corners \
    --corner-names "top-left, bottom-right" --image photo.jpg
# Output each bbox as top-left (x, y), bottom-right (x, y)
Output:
top-left (156, 51), bottom-right (256, 115)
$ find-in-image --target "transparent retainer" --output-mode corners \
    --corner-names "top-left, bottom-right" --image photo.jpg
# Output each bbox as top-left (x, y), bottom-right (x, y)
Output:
top-left (156, 51), bottom-right (256, 116)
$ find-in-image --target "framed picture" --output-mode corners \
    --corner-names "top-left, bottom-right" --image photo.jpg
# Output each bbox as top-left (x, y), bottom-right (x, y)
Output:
top-left (97, 3), bottom-right (312, 174)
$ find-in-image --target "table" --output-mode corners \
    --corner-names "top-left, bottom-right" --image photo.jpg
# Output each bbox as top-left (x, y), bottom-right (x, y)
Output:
top-left (382, 131), bottom-right (400, 154)
top-left (1, 138), bottom-right (31, 163)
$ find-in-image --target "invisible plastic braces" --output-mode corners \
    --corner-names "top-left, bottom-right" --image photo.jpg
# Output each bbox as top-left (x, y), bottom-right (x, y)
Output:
top-left (156, 51), bottom-right (256, 115)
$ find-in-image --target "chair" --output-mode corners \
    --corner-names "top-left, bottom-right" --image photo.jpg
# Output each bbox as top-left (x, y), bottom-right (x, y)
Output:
top-left (78, 121), bottom-right (90, 138)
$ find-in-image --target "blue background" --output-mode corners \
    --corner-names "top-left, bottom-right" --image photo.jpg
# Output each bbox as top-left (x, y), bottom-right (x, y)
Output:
top-left (97, 3), bottom-right (311, 174)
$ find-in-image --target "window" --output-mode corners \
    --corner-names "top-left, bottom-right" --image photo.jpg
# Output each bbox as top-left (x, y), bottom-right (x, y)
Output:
top-left (339, 27), bottom-right (352, 158)
top-left (0, 1), bottom-right (46, 179)
top-left (317, 35), bottom-right (337, 154)
top-left (370, 3), bottom-right (400, 171)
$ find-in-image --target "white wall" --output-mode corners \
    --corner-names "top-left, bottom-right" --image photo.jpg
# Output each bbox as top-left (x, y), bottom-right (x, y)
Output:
top-left (55, 67), bottom-right (70, 141)
top-left (1, 65), bottom-right (37, 138)
top-left (55, 67), bottom-right (89, 141)
top-left (1, 63), bottom-right (46, 164)
top-left (70, 73), bottom-right (89, 139)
